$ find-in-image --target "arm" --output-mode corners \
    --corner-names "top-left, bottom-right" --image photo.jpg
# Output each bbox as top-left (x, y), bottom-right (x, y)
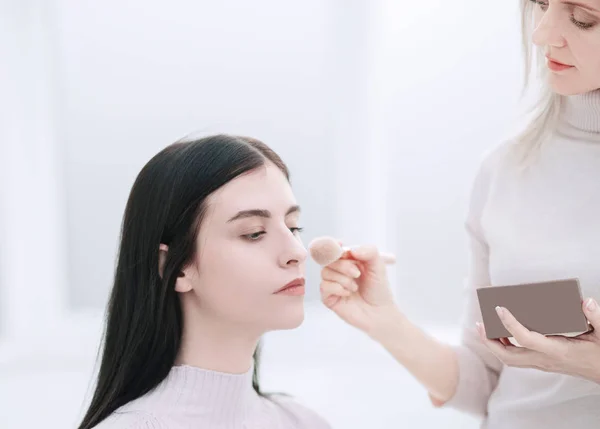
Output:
top-left (319, 147), bottom-right (507, 417)
top-left (369, 149), bottom-right (504, 416)
top-left (367, 307), bottom-right (460, 406)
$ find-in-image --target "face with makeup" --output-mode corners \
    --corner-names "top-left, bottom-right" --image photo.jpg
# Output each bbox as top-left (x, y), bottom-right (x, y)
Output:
top-left (531, 0), bottom-right (600, 94)
top-left (173, 161), bottom-right (308, 334)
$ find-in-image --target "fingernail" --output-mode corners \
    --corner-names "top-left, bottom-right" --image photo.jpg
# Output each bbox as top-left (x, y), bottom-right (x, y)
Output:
top-left (495, 306), bottom-right (504, 318)
top-left (352, 268), bottom-right (361, 278)
top-left (586, 298), bottom-right (597, 312)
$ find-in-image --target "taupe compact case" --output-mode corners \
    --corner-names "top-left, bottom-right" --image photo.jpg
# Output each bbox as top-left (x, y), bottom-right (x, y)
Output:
top-left (477, 278), bottom-right (592, 340)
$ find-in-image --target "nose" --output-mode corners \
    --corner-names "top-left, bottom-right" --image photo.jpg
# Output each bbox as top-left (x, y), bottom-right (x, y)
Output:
top-left (279, 231), bottom-right (308, 267)
top-left (532, 6), bottom-right (566, 48)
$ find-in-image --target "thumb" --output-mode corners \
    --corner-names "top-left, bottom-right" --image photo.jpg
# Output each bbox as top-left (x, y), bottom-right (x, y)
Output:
top-left (583, 297), bottom-right (600, 331)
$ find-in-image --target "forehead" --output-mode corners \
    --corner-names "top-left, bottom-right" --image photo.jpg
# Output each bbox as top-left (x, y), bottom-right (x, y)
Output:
top-left (207, 163), bottom-right (294, 215)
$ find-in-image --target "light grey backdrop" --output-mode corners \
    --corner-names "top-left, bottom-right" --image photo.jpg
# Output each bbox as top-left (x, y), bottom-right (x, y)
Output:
top-left (48, 0), bottom-right (523, 324)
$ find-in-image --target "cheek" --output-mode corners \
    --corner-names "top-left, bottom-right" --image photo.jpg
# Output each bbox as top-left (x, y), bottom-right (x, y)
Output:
top-left (195, 244), bottom-right (274, 320)
top-left (590, 51), bottom-right (600, 81)
top-left (568, 28), bottom-right (599, 58)
top-left (575, 37), bottom-right (600, 85)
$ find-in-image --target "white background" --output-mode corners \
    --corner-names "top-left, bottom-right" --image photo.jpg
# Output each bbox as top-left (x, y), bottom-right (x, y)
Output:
top-left (0, 0), bottom-right (524, 427)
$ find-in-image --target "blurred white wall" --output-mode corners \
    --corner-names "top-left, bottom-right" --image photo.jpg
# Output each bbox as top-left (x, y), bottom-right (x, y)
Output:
top-left (0, 0), bottom-right (525, 428)
top-left (54, 0), bottom-right (345, 308)
top-left (376, 0), bottom-right (524, 325)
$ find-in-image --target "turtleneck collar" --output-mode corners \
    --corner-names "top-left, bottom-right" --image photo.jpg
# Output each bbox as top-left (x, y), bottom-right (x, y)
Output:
top-left (135, 362), bottom-right (263, 428)
top-left (557, 89), bottom-right (600, 142)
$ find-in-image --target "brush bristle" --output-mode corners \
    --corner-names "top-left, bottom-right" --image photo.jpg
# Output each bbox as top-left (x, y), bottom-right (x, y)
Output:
top-left (308, 236), bottom-right (343, 266)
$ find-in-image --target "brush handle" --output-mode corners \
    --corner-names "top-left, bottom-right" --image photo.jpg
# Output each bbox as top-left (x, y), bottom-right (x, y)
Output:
top-left (380, 252), bottom-right (396, 265)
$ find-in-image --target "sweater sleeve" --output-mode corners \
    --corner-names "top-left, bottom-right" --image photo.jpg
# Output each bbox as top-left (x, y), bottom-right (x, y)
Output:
top-left (431, 147), bottom-right (506, 417)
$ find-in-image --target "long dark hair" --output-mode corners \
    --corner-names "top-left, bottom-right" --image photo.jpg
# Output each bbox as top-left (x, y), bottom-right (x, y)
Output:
top-left (78, 134), bottom-right (290, 429)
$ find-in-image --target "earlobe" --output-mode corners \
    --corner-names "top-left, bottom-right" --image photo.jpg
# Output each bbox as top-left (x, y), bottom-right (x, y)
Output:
top-left (174, 276), bottom-right (193, 293)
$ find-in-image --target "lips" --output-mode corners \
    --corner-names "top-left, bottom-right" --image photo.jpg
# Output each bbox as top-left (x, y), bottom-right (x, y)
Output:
top-left (546, 54), bottom-right (573, 68)
top-left (546, 54), bottom-right (573, 71)
top-left (275, 277), bottom-right (305, 294)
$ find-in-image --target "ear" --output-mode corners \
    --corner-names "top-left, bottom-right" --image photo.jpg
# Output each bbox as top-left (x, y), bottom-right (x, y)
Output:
top-left (158, 244), bottom-right (168, 278)
top-left (159, 244), bottom-right (193, 292)
top-left (174, 269), bottom-right (193, 293)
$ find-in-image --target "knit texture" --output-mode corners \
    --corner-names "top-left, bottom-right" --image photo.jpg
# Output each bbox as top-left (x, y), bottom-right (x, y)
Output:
top-left (91, 363), bottom-right (330, 429)
top-left (442, 89), bottom-right (600, 428)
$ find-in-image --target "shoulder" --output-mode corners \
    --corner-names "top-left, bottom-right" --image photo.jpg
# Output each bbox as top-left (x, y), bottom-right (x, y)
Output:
top-left (91, 411), bottom-right (168, 429)
top-left (267, 394), bottom-right (331, 428)
top-left (464, 140), bottom-right (516, 222)
top-left (469, 140), bottom-right (517, 198)
top-left (474, 139), bottom-right (516, 182)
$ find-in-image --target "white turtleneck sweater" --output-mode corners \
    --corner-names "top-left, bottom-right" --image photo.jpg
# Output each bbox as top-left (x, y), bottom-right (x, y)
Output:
top-left (442, 89), bottom-right (600, 428)
top-left (91, 363), bottom-right (330, 429)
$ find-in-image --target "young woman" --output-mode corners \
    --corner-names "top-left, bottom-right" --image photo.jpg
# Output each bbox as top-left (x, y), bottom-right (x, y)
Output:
top-left (319, 0), bottom-right (600, 427)
top-left (78, 135), bottom-right (330, 429)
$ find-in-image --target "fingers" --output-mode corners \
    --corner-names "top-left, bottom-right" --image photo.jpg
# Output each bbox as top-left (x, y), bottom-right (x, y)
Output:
top-left (325, 259), bottom-right (361, 279)
top-left (380, 252), bottom-right (397, 264)
top-left (319, 257), bottom-right (360, 308)
top-left (321, 267), bottom-right (358, 292)
top-left (494, 306), bottom-right (558, 354)
top-left (582, 298), bottom-right (599, 336)
top-left (320, 280), bottom-right (350, 308)
top-left (499, 337), bottom-right (513, 347)
top-left (320, 280), bottom-right (351, 298)
top-left (334, 241), bottom-right (396, 265)
top-left (348, 245), bottom-right (396, 267)
top-left (348, 245), bottom-right (382, 263)
top-left (476, 321), bottom-right (540, 369)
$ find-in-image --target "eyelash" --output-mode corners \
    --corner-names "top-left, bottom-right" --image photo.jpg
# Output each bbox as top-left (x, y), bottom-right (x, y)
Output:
top-left (571, 16), bottom-right (595, 29)
top-left (529, 0), bottom-right (595, 30)
top-left (243, 227), bottom-right (304, 241)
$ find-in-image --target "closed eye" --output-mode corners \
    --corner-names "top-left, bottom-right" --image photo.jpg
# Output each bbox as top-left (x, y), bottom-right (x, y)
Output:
top-left (570, 14), bottom-right (595, 28)
top-left (242, 227), bottom-right (304, 242)
top-left (243, 231), bottom-right (266, 241)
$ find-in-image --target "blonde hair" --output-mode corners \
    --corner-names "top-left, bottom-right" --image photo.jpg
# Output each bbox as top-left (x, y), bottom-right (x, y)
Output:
top-left (512, 0), bottom-right (563, 164)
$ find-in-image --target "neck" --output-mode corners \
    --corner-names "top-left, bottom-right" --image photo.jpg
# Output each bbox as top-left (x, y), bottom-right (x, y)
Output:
top-left (126, 300), bottom-right (265, 426)
top-left (557, 88), bottom-right (600, 141)
top-left (147, 346), bottom-right (261, 425)
top-left (176, 303), bottom-right (260, 374)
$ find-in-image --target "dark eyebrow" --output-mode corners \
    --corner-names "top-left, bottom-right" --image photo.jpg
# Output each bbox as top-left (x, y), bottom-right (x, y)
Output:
top-left (564, 1), bottom-right (600, 13)
top-left (227, 205), bottom-right (301, 222)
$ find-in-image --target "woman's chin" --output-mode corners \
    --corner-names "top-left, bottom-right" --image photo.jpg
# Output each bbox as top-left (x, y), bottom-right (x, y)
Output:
top-left (549, 75), bottom-right (598, 96)
top-left (271, 305), bottom-right (305, 331)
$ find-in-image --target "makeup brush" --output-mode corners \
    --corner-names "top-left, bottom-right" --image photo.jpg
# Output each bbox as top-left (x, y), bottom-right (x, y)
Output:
top-left (308, 236), bottom-right (396, 266)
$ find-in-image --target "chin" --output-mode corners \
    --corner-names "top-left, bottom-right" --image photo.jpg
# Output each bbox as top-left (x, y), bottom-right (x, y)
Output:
top-left (270, 304), bottom-right (305, 331)
top-left (548, 75), bottom-right (597, 96)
